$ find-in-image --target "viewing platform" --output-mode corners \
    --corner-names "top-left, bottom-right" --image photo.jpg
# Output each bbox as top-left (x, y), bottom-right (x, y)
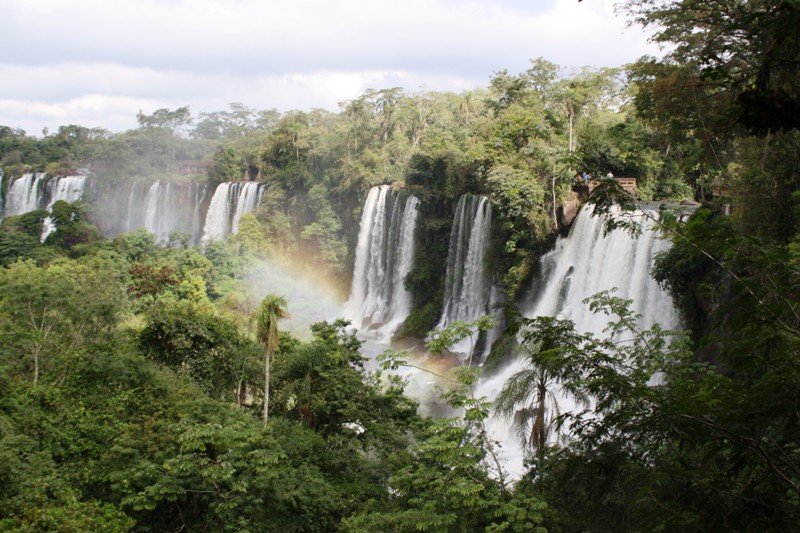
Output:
top-left (178, 160), bottom-right (213, 175)
top-left (587, 176), bottom-right (637, 196)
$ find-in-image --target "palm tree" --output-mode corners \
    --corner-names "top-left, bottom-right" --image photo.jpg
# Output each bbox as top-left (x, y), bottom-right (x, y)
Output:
top-left (493, 358), bottom-right (563, 455)
top-left (493, 332), bottom-right (589, 458)
top-left (252, 294), bottom-right (290, 426)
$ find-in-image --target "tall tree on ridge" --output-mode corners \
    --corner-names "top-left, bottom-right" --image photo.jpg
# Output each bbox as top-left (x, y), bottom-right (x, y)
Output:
top-left (252, 294), bottom-right (289, 426)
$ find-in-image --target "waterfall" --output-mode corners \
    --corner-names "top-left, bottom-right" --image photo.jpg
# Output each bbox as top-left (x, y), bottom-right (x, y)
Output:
top-left (523, 203), bottom-right (678, 333)
top-left (143, 180), bottom-right (183, 242)
top-left (125, 182), bottom-right (139, 233)
top-left (191, 182), bottom-right (209, 245)
top-left (477, 203), bottom-right (684, 478)
top-left (118, 180), bottom-right (206, 242)
top-left (41, 175), bottom-right (88, 239)
top-left (436, 194), bottom-right (497, 359)
top-left (5, 173), bottom-right (46, 217)
top-left (143, 181), bottom-right (163, 238)
top-left (0, 171), bottom-right (4, 216)
top-left (231, 182), bottom-right (261, 235)
top-left (345, 185), bottom-right (420, 340)
top-left (201, 181), bottom-right (264, 244)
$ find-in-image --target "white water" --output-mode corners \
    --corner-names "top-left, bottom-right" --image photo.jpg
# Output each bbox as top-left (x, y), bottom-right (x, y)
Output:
top-left (477, 203), bottom-right (683, 478)
top-left (436, 194), bottom-right (498, 359)
top-left (41, 175), bottom-right (88, 239)
top-left (125, 182), bottom-right (138, 233)
top-left (201, 181), bottom-right (264, 244)
top-left (5, 173), bottom-right (46, 216)
top-left (201, 183), bottom-right (232, 243)
top-left (144, 181), bottom-right (164, 239)
top-left (120, 180), bottom-right (207, 244)
top-left (231, 182), bottom-right (261, 235)
top-left (344, 185), bottom-right (420, 340)
top-left (191, 182), bottom-right (209, 245)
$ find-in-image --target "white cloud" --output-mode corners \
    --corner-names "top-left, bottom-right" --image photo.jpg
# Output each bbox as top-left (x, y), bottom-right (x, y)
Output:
top-left (0, 0), bottom-right (658, 133)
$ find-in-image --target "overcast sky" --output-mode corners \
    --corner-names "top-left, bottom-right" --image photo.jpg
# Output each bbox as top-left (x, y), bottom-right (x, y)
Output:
top-left (0, 0), bottom-right (659, 135)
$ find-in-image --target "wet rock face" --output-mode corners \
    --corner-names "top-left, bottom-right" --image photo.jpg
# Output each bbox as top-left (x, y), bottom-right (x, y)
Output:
top-left (559, 194), bottom-right (580, 229)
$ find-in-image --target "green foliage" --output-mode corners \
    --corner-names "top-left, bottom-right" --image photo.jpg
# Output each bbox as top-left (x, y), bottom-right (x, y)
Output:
top-left (139, 301), bottom-right (258, 399)
top-left (623, 0), bottom-right (800, 133)
top-left (0, 258), bottom-right (125, 384)
top-left (136, 106), bottom-right (193, 131)
top-left (43, 200), bottom-right (101, 249)
top-left (300, 184), bottom-right (347, 273)
top-left (486, 165), bottom-right (548, 234)
top-left (208, 144), bottom-right (244, 184)
top-left (518, 288), bottom-right (800, 530)
top-left (0, 232), bottom-right (45, 266)
top-left (366, 317), bottom-right (548, 532)
top-left (127, 263), bottom-right (181, 302)
top-left (1, 210), bottom-right (49, 238)
top-left (426, 314), bottom-right (499, 364)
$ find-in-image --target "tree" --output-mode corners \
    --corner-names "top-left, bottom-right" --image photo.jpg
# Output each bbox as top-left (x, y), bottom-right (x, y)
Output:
top-left (138, 301), bottom-right (259, 399)
top-left (127, 263), bottom-right (181, 303)
top-left (514, 283), bottom-right (800, 530)
top-left (360, 317), bottom-right (548, 532)
top-left (43, 200), bottom-right (100, 249)
top-left (493, 324), bottom-right (589, 459)
top-left (622, 0), bottom-right (800, 133)
top-left (551, 67), bottom-right (621, 152)
top-left (0, 257), bottom-right (125, 386)
top-left (252, 295), bottom-right (290, 425)
top-left (622, 1), bottom-right (800, 237)
top-left (136, 106), bottom-right (193, 132)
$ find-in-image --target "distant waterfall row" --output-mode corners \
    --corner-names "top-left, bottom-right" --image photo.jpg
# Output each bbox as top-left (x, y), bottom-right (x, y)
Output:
top-left (346, 187), bottom-right (684, 363)
top-left (1, 173), bottom-right (89, 240)
top-left (345, 185), bottom-right (420, 340)
top-left (3, 172), bottom-right (88, 219)
top-left (0, 174), bottom-right (265, 245)
top-left (124, 180), bottom-right (265, 244)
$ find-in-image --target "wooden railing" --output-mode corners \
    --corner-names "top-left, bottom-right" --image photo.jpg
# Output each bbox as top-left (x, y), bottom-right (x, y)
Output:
top-left (586, 177), bottom-right (637, 196)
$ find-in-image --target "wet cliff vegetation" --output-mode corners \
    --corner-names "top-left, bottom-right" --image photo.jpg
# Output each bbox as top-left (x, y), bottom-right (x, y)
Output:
top-left (2, 0), bottom-right (800, 530)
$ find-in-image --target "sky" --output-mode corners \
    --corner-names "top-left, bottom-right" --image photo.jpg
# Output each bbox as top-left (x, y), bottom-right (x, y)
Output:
top-left (0, 0), bottom-right (659, 136)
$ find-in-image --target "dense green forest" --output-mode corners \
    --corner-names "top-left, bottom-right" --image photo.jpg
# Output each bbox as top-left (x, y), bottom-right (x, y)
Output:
top-left (2, 0), bottom-right (800, 530)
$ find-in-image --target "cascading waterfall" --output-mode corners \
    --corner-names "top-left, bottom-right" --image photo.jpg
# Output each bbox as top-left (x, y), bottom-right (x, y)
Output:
top-left (190, 182), bottom-right (209, 245)
top-left (436, 194), bottom-right (498, 359)
top-left (523, 203), bottom-right (679, 333)
top-left (345, 185), bottom-right (420, 340)
top-left (125, 182), bottom-right (139, 233)
top-left (143, 180), bottom-right (181, 242)
top-left (119, 180), bottom-right (206, 243)
top-left (201, 181), bottom-right (265, 243)
top-left (477, 203), bottom-right (685, 478)
top-left (5, 173), bottom-right (46, 217)
top-left (41, 175), bottom-right (88, 239)
top-left (231, 181), bottom-right (262, 235)
top-left (143, 181), bottom-right (163, 238)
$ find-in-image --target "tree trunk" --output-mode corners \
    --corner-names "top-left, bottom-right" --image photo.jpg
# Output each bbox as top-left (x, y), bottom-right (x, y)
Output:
top-left (568, 107), bottom-right (574, 152)
top-left (33, 345), bottom-right (39, 387)
top-left (552, 164), bottom-right (558, 231)
top-left (263, 350), bottom-right (271, 426)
